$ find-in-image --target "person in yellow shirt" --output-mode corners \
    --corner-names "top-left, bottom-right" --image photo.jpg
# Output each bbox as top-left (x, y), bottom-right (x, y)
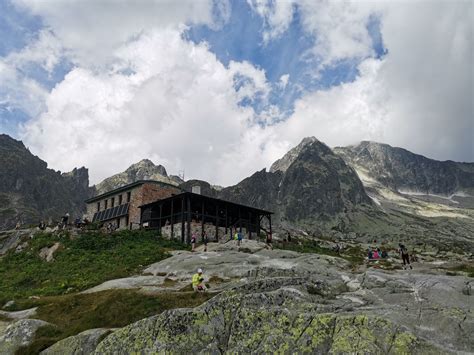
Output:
top-left (192, 268), bottom-right (207, 292)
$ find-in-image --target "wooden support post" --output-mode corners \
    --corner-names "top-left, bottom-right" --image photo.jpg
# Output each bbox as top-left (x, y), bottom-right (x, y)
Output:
top-left (186, 196), bottom-right (191, 244)
top-left (201, 199), bottom-right (205, 238)
top-left (225, 206), bottom-right (228, 235)
top-left (181, 196), bottom-right (185, 243)
top-left (158, 204), bottom-right (162, 235)
top-left (215, 204), bottom-right (219, 242)
top-left (170, 199), bottom-right (174, 239)
top-left (257, 214), bottom-right (261, 240)
top-left (248, 211), bottom-right (251, 239)
top-left (238, 208), bottom-right (242, 233)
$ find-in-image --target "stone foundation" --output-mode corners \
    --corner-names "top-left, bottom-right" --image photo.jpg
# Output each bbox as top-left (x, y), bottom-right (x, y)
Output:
top-left (161, 221), bottom-right (257, 242)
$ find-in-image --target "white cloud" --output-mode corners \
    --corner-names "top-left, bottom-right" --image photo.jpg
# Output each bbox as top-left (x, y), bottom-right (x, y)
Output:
top-left (247, 0), bottom-right (295, 43)
top-left (269, 1), bottom-right (473, 162)
top-left (278, 74), bottom-right (290, 89)
top-left (12, 0), bottom-right (221, 67)
top-left (5, 0), bottom-right (473, 191)
top-left (20, 29), bottom-right (273, 185)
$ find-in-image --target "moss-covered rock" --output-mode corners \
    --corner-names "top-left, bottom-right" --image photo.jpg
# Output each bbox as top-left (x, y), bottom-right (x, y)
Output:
top-left (41, 328), bottom-right (112, 355)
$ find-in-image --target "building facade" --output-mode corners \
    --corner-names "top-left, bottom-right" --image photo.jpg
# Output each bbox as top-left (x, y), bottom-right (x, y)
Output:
top-left (85, 180), bottom-right (182, 229)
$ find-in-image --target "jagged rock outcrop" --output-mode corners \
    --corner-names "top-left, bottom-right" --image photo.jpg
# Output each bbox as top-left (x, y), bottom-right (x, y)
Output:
top-left (335, 141), bottom-right (474, 196)
top-left (0, 134), bottom-right (91, 230)
top-left (220, 137), bottom-right (371, 227)
top-left (94, 159), bottom-right (178, 194)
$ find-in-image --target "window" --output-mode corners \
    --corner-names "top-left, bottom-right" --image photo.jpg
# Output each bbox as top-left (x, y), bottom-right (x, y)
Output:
top-left (127, 191), bottom-right (131, 202)
top-left (105, 199), bottom-right (108, 209)
top-left (97, 202), bottom-right (100, 212)
top-left (118, 194), bottom-right (122, 205)
top-left (117, 218), bottom-right (120, 228)
top-left (111, 197), bottom-right (115, 208)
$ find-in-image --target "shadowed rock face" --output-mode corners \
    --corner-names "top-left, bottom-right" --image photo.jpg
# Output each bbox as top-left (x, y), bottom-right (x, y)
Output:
top-left (335, 141), bottom-right (474, 196)
top-left (0, 134), bottom-right (91, 230)
top-left (219, 138), bottom-right (371, 225)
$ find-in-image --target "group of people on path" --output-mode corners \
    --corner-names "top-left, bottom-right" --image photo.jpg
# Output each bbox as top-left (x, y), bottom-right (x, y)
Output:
top-left (367, 243), bottom-right (413, 270)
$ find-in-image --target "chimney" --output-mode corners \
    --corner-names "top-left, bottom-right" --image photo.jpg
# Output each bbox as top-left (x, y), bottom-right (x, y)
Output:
top-left (192, 185), bottom-right (201, 195)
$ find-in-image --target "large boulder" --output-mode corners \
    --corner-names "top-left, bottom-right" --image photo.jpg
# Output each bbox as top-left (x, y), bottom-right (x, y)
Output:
top-left (0, 319), bottom-right (52, 355)
top-left (93, 277), bottom-right (441, 354)
top-left (41, 328), bottom-right (112, 355)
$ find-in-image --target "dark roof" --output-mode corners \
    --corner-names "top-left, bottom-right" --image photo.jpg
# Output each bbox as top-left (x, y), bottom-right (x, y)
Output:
top-left (85, 180), bottom-right (182, 203)
top-left (139, 191), bottom-right (273, 215)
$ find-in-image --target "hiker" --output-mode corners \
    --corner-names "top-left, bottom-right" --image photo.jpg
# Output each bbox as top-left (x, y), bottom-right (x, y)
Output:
top-left (61, 213), bottom-right (69, 229)
top-left (192, 268), bottom-right (207, 292)
top-left (266, 232), bottom-right (273, 250)
top-left (234, 230), bottom-right (240, 246)
top-left (367, 249), bottom-right (373, 260)
top-left (399, 244), bottom-right (413, 270)
top-left (237, 230), bottom-right (243, 246)
top-left (372, 248), bottom-right (380, 259)
top-left (15, 221), bottom-right (21, 230)
top-left (38, 220), bottom-right (46, 230)
top-left (381, 250), bottom-right (388, 258)
top-left (202, 231), bottom-right (209, 252)
top-left (191, 233), bottom-right (197, 252)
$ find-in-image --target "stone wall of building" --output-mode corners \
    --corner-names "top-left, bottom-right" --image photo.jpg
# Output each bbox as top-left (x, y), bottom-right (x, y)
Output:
top-left (161, 221), bottom-right (256, 243)
top-left (128, 183), bottom-right (181, 227)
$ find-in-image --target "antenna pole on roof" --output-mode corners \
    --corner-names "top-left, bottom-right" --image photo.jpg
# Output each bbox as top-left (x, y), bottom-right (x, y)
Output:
top-left (179, 169), bottom-right (185, 181)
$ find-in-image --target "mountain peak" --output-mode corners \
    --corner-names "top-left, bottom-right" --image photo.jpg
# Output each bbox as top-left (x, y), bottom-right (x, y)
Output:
top-left (94, 159), bottom-right (176, 194)
top-left (270, 136), bottom-right (326, 173)
top-left (126, 159), bottom-right (167, 176)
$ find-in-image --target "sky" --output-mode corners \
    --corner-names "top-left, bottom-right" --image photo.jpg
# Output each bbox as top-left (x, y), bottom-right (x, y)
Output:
top-left (0, 0), bottom-right (472, 186)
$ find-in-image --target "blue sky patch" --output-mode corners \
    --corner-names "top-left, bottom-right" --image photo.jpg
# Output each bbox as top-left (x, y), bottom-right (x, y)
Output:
top-left (0, 0), bottom-right (43, 56)
top-left (186, 1), bottom-right (385, 119)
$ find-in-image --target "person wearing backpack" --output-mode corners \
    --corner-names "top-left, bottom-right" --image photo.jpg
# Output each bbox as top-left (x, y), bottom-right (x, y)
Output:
top-left (399, 243), bottom-right (413, 270)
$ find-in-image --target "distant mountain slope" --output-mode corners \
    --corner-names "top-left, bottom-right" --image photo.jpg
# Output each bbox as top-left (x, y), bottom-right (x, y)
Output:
top-left (94, 159), bottom-right (183, 194)
top-left (220, 137), bottom-right (372, 227)
top-left (335, 141), bottom-right (474, 196)
top-left (0, 134), bottom-right (91, 230)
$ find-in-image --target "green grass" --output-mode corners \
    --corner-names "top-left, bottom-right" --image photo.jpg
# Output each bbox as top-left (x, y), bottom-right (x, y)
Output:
top-left (0, 229), bottom-right (190, 305)
top-left (276, 240), bottom-right (365, 268)
top-left (15, 289), bottom-right (214, 354)
top-left (446, 263), bottom-right (474, 278)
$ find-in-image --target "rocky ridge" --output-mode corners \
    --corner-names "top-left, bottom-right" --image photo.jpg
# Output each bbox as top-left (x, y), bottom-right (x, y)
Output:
top-left (0, 134), bottom-right (91, 230)
top-left (335, 141), bottom-right (474, 197)
top-left (94, 159), bottom-right (183, 194)
top-left (220, 137), bottom-right (372, 228)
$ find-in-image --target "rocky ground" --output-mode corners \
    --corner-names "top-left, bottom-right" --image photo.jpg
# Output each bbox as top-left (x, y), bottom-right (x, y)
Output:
top-left (1, 238), bottom-right (471, 354)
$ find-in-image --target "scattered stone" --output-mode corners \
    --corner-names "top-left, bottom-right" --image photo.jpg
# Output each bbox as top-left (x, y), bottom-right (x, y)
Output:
top-left (41, 328), bottom-right (113, 355)
top-left (39, 242), bottom-right (61, 262)
top-left (0, 307), bottom-right (37, 320)
top-left (2, 301), bottom-right (15, 310)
